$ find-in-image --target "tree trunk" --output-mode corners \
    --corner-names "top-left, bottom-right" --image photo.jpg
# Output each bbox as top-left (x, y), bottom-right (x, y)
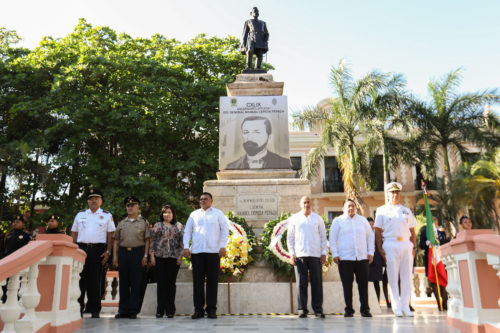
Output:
top-left (441, 145), bottom-right (452, 191)
top-left (0, 167), bottom-right (7, 221)
top-left (382, 139), bottom-right (390, 185)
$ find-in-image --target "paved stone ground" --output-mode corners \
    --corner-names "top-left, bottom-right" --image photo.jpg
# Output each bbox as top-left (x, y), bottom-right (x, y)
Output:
top-left (79, 308), bottom-right (458, 333)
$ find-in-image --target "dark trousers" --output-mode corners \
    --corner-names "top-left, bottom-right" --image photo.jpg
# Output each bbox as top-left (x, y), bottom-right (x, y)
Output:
top-left (431, 281), bottom-right (448, 311)
top-left (118, 246), bottom-right (144, 315)
top-left (191, 253), bottom-right (220, 313)
top-left (155, 257), bottom-right (180, 315)
top-left (78, 243), bottom-right (106, 314)
top-left (373, 267), bottom-right (391, 306)
top-left (295, 256), bottom-right (323, 314)
top-left (338, 259), bottom-right (370, 313)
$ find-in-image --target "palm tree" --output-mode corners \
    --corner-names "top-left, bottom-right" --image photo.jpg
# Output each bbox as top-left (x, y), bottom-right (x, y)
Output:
top-left (406, 69), bottom-right (500, 192)
top-left (360, 73), bottom-right (413, 186)
top-left (450, 154), bottom-right (500, 231)
top-left (292, 60), bottom-right (386, 210)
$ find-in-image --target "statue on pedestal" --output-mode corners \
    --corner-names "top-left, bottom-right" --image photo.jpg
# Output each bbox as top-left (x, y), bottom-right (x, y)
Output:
top-left (241, 7), bottom-right (269, 73)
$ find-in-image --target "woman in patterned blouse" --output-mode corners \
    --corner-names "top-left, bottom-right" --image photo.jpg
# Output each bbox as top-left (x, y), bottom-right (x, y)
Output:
top-left (149, 205), bottom-right (184, 318)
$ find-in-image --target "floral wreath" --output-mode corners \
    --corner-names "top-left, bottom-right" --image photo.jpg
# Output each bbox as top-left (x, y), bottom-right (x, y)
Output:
top-left (220, 218), bottom-right (253, 278)
top-left (269, 219), bottom-right (292, 265)
top-left (227, 218), bottom-right (248, 241)
top-left (268, 218), bottom-right (333, 273)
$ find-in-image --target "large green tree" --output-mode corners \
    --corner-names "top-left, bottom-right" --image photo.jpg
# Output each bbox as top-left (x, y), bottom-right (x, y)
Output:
top-left (1, 19), bottom-right (252, 225)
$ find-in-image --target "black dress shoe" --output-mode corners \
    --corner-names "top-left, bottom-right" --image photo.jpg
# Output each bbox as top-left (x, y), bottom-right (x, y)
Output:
top-left (129, 314), bottom-right (137, 319)
top-left (191, 312), bottom-right (204, 319)
top-left (361, 311), bottom-right (373, 318)
top-left (207, 312), bottom-right (217, 319)
top-left (115, 313), bottom-right (130, 319)
top-left (299, 313), bottom-right (308, 318)
top-left (91, 313), bottom-right (100, 318)
top-left (344, 312), bottom-right (354, 318)
top-left (167, 314), bottom-right (174, 318)
top-left (314, 312), bottom-right (325, 318)
top-left (409, 305), bottom-right (415, 312)
top-left (155, 314), bottom-right (163, 318)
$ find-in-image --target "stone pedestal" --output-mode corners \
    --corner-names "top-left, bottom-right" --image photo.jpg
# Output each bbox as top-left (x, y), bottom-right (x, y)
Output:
top-left (226, 73), bottom-right (284, 96)
top-left (204, 170), bottom-right (310, 230)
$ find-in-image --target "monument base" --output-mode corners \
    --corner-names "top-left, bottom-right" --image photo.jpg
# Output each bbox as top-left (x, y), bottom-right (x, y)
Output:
top-left (226, 73), bottom-right (284, 96)
top-left (204, 170), bottom-right (310, 230)
top-left (140, 281), bottom-right (382, 315)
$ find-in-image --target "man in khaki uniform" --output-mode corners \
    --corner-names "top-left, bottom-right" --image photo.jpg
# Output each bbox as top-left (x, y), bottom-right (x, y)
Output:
top-left (113, 195), bottom-right (150, 319)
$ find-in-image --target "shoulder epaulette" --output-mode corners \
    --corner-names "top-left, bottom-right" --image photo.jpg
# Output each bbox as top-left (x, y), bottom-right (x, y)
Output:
top-left (79, 209), bottom-right (86, 213)
top-left (102, 210), bottom-right (111, 214)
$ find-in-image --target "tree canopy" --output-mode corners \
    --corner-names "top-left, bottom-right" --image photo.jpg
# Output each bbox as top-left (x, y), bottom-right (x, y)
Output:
top-left (0, 19), bottom-right (252, 226)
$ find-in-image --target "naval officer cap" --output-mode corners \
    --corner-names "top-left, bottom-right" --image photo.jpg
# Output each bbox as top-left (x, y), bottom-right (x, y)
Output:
top-left (385, 182), bottom-right (402, 192)
top-left (124, 195), bottom-right (140, 206)
top-left (86, 188), bottom-right (104, 199)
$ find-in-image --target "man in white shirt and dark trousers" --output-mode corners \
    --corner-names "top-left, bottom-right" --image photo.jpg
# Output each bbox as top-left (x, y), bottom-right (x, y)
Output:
top-left (287, 196), bottom-right (327, 318)
top-left (183, 192), bottom-right (229, 319)
top-left (71, 188), bottom-right (115, 318)
top-left (330, 199), bottom-right (374, 318)
top-left (375, 182), bottom-right (417, 317)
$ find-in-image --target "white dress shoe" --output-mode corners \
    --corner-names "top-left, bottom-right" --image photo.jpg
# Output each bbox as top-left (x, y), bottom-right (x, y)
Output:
top-left (403, 310), bottom-right (414, 317)
top-left (394, 310), bottom-right (403, 317)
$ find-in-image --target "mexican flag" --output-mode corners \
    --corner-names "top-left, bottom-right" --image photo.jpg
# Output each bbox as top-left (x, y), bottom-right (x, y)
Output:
top-left (423, 183), bottom-right (448, 288)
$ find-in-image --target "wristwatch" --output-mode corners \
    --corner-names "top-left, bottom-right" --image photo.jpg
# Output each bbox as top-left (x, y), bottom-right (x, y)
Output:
top-left (105, 250), bottom-right (111, 255)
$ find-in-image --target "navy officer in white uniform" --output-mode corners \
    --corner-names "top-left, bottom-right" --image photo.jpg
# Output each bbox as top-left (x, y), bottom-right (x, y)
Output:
top-left (71, 188), bottom-right (115, 318)
top-left (183, 192), bottom-right (229, 319)
top-left (374, 182), bottom-right (417, 317)
top-left (287, 195), bottom-right (327, 318)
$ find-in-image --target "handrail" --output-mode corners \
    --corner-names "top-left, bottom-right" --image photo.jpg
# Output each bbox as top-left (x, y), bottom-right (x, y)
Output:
top-left (0, 241), bottom-right (52, 282)
top-left (441, 229), bottom-right (500, 257)
top-left (0, 234), bottom-right (86, 333)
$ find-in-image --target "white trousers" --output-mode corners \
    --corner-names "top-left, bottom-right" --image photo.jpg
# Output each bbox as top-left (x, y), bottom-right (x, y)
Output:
top-left (383, 240), bottom-right (413, 312)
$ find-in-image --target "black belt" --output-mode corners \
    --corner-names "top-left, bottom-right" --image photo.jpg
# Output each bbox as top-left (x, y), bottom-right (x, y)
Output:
top-left (78, 243), bottom-right (106, 248)
top-left (120, 246), bottom-right (145, 252)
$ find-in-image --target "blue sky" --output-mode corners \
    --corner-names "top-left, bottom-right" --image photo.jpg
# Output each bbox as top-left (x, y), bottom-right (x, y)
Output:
top-left (2, 0), bottom-right (499, 111)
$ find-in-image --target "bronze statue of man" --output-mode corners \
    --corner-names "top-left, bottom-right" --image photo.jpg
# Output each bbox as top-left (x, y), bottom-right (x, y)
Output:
top-left (241, 7), bottom-right (269, 73)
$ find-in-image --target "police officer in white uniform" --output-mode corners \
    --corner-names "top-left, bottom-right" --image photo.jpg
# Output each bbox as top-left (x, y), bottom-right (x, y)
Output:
top-left (374, 182), bottom-right (416, 317)
top-left (71, 188), bottom-right (115, 318)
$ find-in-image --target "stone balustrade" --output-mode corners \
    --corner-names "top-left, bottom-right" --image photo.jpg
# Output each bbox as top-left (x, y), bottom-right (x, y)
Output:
top-left (440, 230), bottom-right (500, 333)
top-left (0, 234), bottom-right (86, 333)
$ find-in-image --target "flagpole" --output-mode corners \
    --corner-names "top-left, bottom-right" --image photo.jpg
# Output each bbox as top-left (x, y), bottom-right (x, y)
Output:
top-left (422, 182), bottom-right (443, 312)
top-left (430, 243), bottom-right (443, 311)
